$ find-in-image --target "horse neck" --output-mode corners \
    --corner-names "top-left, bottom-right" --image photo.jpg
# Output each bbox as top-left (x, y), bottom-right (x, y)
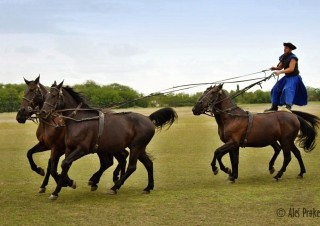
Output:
top-left (61, 88), bottom-right (97, 121)
top-left (38, 83), bottom-right (48, 108)
top-left (39, 83), bottom-right (48, 96)
top-left (215, 94), bottom-right (246, 121)
top-left (61, 88), bottom-right (81, 115)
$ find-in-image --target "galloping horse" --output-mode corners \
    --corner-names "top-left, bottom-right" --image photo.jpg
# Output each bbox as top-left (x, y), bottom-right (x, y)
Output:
top-left (192, 84), bottom-right (319, 182)
top-left (16, 76), bottom-right (128, 193)
top-left (40, 81), bottom-right (178, 200)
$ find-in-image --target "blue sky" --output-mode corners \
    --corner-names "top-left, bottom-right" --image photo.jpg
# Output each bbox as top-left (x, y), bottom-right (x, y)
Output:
top-left (0, 0), bottom-right (319, 94)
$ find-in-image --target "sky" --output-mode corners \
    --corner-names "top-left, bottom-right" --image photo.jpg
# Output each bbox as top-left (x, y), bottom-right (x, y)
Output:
top-left (0, 0), bottom-right (320, 95)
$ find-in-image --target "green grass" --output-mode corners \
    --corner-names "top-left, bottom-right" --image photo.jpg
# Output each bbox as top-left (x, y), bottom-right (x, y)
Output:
top-left (1, 103), bottom-right (320, 225)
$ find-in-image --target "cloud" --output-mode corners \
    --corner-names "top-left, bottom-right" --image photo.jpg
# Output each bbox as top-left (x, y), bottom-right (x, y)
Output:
top-left (15, 46), bottom-right (40, 54)
top-left (108, 44), bottom-right (144, 57)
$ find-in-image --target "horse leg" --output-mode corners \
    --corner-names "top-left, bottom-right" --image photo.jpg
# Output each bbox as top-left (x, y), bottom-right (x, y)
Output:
top-left (291, 144), bottom-right (306, 178)
top-left (269, 142), bottom-right (281, 174)
top-left (110, 149), bottom-right (140, 194)
top-left (112, 149), bottom-right (129, 183)
top-left (50, 148), bottom-right (65, 186)
top-left (274, 144), bottom-right (292, 181)
top-left (216, 150), bottom-right (232, 175)
top-left (49, 148), bottom-right (86, 200)
top-left (38, 158), bottom-right (51, 193)
top-left (26, 142), bottom-right (48, 176)
top-left (211, 142), bottom-right (236, 175)
top-left (138, 152), bottom-right (154, 193)
top-left (88, 152), bottom-right (114, 191)
top-left (228, 148), bottom-right (240, 183)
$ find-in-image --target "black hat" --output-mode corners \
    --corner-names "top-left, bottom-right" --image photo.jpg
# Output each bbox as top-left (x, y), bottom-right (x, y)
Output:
top-left (283, 42), bottom-right (296, 50)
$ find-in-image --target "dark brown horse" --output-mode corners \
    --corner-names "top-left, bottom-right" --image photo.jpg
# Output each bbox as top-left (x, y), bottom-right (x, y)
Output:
top-left (40, 81), bottom-right (178, 200)
top-left (16, 76), bottom-right (128, 193)
top-left (192, 84), bottom-right (319, 182)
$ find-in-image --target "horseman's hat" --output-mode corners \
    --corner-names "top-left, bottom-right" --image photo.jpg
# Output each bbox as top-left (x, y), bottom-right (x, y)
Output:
top-left (283, 42), bottom-right (296, 50)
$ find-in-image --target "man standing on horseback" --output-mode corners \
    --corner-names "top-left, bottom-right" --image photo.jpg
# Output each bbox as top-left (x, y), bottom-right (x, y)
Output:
top-left (265, 42), bottom-right (308, 112)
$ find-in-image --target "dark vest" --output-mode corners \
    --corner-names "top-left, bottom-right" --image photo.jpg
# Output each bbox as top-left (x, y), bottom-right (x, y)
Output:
top-left (279, 53), bottom-right (299, 76)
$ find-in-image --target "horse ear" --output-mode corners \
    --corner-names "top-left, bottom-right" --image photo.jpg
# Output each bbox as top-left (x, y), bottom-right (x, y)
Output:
top-left (218, 83), bottom-right (224, 89)
top-left (24, 77), bottom-right (30, 85)
top-left (57, 80), bottom-right (64, 89)
top-left (35, 75), bottom-right (40, 84)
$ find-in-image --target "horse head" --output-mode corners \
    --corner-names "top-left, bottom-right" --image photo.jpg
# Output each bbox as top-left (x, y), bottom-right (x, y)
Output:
top-left (40, 80), bottom-right (64, 119)
top-left (192, 83), bottom-right (224, 115)
top-left (16, 75), bottom-right (47, 123)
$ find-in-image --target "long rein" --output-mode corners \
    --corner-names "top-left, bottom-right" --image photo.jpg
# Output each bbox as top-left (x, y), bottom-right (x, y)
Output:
top-left (29, 70), bottom-right (275, 125)
top-left (105, 69), bottom-right (273, 109)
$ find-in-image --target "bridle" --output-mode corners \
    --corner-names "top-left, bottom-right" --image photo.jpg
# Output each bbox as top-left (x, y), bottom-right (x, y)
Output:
top-left (21, 85), bottom-right (45, 114)
top-left (198, 87), bottom-right (240, 117)
top-left (43, 86), bottom-right (64, 113)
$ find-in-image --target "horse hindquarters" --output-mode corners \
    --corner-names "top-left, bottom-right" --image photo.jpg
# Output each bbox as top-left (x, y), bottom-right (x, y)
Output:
top-left (272, 113), bottom-right (300, 180)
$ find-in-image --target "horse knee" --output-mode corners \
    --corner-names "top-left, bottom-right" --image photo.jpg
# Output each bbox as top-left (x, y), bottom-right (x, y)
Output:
top-left (127, 164), bottom-right (137, 173)
top-left (61, 159), bottom-right (71, 171)
top-left (26, 151), bottom-right (33, 159)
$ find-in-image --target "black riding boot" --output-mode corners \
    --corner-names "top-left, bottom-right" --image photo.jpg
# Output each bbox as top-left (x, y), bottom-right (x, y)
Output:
top-left (264, 105), bottom-right (278, 112)
top-left (285, 104), bottom-right (292, 111)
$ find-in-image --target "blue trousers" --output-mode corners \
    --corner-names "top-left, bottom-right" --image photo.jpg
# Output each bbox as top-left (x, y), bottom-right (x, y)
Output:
top-left (271, 75), bottom-right (308, 106)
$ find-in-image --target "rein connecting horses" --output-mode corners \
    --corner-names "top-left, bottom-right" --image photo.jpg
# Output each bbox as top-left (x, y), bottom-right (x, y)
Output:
top-left (40, 81), bottom-right (178, 200)
top-left (16, 76), bottom-right (128, 193)
top-left (192, 84), bottom-right (319, 182)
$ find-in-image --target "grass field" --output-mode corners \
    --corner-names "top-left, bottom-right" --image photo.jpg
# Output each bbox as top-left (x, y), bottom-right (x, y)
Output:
top-left (0, 103), bottom-right (320, 225)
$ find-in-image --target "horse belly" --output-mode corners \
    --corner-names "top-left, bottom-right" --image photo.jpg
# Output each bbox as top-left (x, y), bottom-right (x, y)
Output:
top-left (246, 119), bottom-right (280, 147)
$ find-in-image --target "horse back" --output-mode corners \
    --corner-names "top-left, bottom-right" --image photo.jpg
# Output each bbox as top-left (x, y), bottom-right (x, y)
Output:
top-left (246, 112), bottom-right (300, 147)
top-left (101, 112), bottom-right (155, 151)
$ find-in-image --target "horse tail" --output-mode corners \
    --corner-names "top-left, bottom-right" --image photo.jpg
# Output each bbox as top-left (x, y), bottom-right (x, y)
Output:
top-left (149, 107), bottom-right (178, 130)
top-left (292, 110), bottom-right (320, 130)
top-left (294, 112), bottom-right (319, 152)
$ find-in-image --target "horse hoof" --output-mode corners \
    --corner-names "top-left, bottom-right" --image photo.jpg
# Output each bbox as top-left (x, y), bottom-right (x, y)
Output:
top-left (49, 194), bottom-right (58, 200)
top-left (71, 181), bottom-right (77, 189)
top-left (228, 180), bottom-right (235, 184)
top-left (38, 167), bottom-right (45, 176)
top-left (38, 187), bottom-right (46, 193)
top-left (269, 167), bottom-right (275, 175)
top-left (88, 181), bottom-right (93, 186)
top-left (273, 177), bottom-right (279, 182)
top-left (213, 168), bottom-right (219, 175)
top-left (91, 186), bottom-right (98, 191)
top-left (227, 168), bottom-right (232, 175)
top-left (142, 190), bottom-right (151, 194)
top-left (108, 189), bottom-right (117, 195)
top-left (297, 175), bottom-right (303, 179)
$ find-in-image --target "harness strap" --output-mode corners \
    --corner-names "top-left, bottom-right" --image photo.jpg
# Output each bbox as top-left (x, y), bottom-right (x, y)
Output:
top-left (94, 110), bottom-right (105, 150)
top-left (241, 112), bottom-right (253, 148)
top-left (70, 102), bottom-right (83, 117)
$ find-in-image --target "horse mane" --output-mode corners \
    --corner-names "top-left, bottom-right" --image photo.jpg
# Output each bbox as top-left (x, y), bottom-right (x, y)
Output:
top-left (63, 86), bottom-right (91, 108)
top-left (220, 89), bottom-right (238, 107)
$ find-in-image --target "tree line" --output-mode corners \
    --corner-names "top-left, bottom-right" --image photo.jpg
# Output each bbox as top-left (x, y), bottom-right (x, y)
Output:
top-left (1, 80), bottom-right (319, 113)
